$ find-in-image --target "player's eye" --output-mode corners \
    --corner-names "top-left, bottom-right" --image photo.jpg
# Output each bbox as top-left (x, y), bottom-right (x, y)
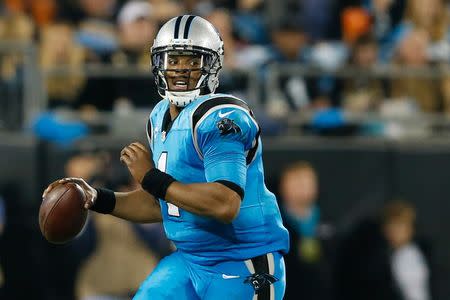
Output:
top-left (168, 58), bottom-right (178, 65)
top-left (189, 59), bottom-right (201, 67)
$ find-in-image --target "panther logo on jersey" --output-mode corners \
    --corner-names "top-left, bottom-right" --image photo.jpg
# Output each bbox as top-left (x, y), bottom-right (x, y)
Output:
top-left (217, 118), bottom-right (241, 136)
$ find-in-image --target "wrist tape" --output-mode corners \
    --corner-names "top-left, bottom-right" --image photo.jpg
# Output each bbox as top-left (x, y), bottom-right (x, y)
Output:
top-left (141, 168), bottom-right (176, 199)
top-left (91, 188), bottom-right (116, 214)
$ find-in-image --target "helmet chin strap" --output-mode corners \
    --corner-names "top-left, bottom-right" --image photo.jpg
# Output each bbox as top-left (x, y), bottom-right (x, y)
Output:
top-left (165, 73), bottom-right (208, 107)
top-left (166, 89), bottom-right (201, 107)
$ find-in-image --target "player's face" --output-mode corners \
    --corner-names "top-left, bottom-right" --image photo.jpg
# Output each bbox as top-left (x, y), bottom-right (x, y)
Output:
top-left (165, 54), bottom-right (202, 91)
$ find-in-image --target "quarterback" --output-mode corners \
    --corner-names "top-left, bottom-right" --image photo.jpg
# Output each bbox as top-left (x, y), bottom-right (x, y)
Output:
top-left (44, 15), bottom-right (289, 299)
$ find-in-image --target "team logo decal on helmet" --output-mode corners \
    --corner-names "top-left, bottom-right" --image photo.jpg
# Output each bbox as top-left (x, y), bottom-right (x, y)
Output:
top-left (151, 15), bottom-right (224, 107)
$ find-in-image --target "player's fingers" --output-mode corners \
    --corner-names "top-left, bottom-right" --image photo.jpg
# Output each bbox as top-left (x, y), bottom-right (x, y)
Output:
top-left (132, 142), bottom-right (148, 152)
top-left (83, 197), bottom-right (92, 209)
top-left (128, 144), bottom-right (145, 156)
top-left (61, 178), bottom-right (93, 194)
top-left (122, 146), bottom-right (137, 159)
top-left (120, 153), bottom-right (132, 165)
top-left (42, 180), bottom-right (64, 197)
top-left (84, 194), bottom-right (95, 209)
top-left (58, 177), bottom-right (75, 184)
top-left (120, 146), bottom-right (130, 157)
top-left (121, 144), bottom-right (137, 155)
top-left (82, 187), bottom-right (96, 209)
top-left (43, 184), bottom-right (54, 196)
top-left (42, 180), bottom-right (59, 198)
top-left (120, 151), bottom-right (130, 160)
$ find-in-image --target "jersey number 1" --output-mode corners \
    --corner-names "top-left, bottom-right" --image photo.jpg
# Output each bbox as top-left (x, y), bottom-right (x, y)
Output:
top-left (157, 152), bottom-right (180, 217)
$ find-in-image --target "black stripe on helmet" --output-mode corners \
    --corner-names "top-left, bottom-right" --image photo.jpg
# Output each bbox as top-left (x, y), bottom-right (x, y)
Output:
top-left (183, 15), bottom-right (196, 39)
top-left (174, 16), bottom-right (183, 38)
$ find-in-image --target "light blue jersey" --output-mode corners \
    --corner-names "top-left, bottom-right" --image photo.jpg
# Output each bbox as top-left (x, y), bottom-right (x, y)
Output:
top-left (146, 93), bottom-right (289, 265)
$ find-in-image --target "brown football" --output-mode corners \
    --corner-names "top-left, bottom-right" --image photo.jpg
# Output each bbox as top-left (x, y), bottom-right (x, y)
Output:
top-left (39, 182), bottom-right (88, 244)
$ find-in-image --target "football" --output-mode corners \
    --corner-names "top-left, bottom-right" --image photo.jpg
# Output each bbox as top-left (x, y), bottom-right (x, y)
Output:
top-left (39, 182), bottom-right (88, 244)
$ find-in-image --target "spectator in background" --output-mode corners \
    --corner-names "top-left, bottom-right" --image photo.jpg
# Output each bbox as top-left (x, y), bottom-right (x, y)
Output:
top-left (40, 22), bottom-right (86, 109)
top-left (279, 162), bottom-right (334, 300)
top-left (0, 183), bottom-right (51, 300)
top-left (395, 0), bottom-right (450, 112)
top-left (76, 202), bottom-right (159, 300)
top-left (111, 0), bottom-right (160, 108)
top-left (75, 0), bottom-right (119, 63)
top-left (339, 0), bottom-right (406, 43)
top-left (205, 6), bottom-right (270, 70)
top-left (264, 17), bottom-right (342, 117)
top-left (268, 17), bottom-right (308, 64)
top-left (3, 0), bottom-right (57, 28)
top-left (39, 152), bottom-right (100, 300)
top-left (204, 8), bottom-right (256, 99)
top-left (57, 150), bottom-right (161, 300)
top-left (229, 0), bottom-right (268, 46)
top-left (76, 0), bottom-right (161, 111)
top-left (298, 0), bottom-right (341, 41)
top-left (339, 0), bottom-right (407, 64)
top-left (263, 17), bottom-right (311, 116)
top-left (389, 29), bottom-right (449, 113)
top-left (0, 13), bottom-right (34, 79)
top-left (365, 0), bottom-right (405, 42)
top-left (335, 200), bottom-right (433, 300)
top-left (206, 8), bottom-right (237, 70)
top-left (148, 0), bottom-right (183, 24)
top-left (0, 13), bottom-right (35, 129)
top-left (342, 34), bottom-right (387, 113)
top-left (376, 0), bottom-right (449, 63)
top-left (113, 0), bottom-right (156, 67)
top-left (403, 0), bottom-right (448, 47)
top-left (340, 6), bottom-right (372, 44)
top-left (29, 0), bottom-right (57, 28)
top-left (76, 0), bottom-right (118, 23)
top-left (383, 201), bottom-right (432, 300)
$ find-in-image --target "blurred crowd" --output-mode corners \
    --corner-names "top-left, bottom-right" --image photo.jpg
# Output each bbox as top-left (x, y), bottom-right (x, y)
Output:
top-left (278, 161), bottom-right (434, 300)
top-left (0, 0), bottom-right (449, 130)
top-left (0, 2), bottom-right (446, 298)
top-left (0, 152), bottom-right (435, 300)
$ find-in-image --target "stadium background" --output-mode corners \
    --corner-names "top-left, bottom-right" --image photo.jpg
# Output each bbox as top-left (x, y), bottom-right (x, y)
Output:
top-left (0, 0), bottom-right (450, 299)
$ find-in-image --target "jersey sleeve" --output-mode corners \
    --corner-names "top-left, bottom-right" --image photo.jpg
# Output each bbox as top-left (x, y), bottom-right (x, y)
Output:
top-left (195, 107), bottom-right (259, 190)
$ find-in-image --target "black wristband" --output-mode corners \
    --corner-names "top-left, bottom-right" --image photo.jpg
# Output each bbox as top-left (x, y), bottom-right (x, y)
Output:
top-left (91, 188), bottom-right (116, 214)
top-left (141, 168), bottom-right (176, 199)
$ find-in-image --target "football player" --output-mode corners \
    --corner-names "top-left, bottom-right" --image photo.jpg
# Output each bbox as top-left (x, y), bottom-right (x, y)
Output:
top-left (44, 15), bottom-right (289, 300)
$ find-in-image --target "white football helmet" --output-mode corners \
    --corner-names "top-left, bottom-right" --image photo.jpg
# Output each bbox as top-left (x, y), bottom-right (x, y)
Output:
top-left (151, 15), bottom-right (224, 107)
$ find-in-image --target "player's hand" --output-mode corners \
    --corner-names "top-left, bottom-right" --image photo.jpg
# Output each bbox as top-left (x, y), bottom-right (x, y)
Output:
top-left (120, 142), bottom-right (154, 183)
top-left (42, 178), bottom-right (97, 210)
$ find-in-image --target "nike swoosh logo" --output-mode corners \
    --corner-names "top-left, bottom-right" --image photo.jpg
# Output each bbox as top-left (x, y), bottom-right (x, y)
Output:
top-left (218, 110), bottom-right (235, 118)
top-left (222, 274), bottom-right (240, 279)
